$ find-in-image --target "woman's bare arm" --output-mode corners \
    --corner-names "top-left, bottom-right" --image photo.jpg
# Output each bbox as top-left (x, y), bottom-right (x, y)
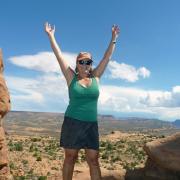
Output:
top-left (92, 25), bottom-right (120, 78)
top-left (44, 22), bottom-right (74, 86)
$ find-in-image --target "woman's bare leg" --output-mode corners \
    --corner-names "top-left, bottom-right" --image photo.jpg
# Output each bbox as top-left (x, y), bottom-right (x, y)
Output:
top-left (62, 148), bottom-right (79, 180)
top-left (85, 148), bottom-right (102, 180)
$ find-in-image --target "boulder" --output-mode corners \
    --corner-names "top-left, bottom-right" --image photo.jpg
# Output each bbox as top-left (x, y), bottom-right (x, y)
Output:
top-left (0, 49), bottom-right (13, 179)
top-left (144, 132), bottom-right (180, 172)
top-left (0, 128), bottom-right (9, 166)
top-left (0, 49), bottom-right (11, 123)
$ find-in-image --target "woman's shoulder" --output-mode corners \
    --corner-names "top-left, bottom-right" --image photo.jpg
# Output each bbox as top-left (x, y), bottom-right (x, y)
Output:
top-left (94, 76), bottom-right (100, 83)
top-left (67, 69), bottom-right (76, 87)
top-left (91, 74), bottom-right (100, 84)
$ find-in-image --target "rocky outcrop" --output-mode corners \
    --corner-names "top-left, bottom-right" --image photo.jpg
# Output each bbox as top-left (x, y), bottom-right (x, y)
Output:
top-left (143, 132), bottom-right (180, 180)
top-left (0, 49), bottom-right (13, 180)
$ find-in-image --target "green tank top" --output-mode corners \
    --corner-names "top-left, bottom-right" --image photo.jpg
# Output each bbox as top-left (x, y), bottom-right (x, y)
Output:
top-left (65, 74), bottom-right (100, 122)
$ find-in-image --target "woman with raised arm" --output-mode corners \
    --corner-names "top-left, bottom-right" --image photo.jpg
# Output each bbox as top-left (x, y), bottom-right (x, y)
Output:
top-left (45, 22), bottom-right (120, 180)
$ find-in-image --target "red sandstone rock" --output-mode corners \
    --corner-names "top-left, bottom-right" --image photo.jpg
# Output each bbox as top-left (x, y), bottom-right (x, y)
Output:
top-left (144, 132), bottom-right (180, 172)
top-left (0, 49), bottom-right (12, 179)
top-left (0, 49), bottom-right (11, 121)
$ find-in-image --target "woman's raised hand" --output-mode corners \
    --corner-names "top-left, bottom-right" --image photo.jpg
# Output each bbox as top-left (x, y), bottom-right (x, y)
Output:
top-left (44, 22), bottom-right (55, 37)
top-left (112, 24), bottom-right (120, 40)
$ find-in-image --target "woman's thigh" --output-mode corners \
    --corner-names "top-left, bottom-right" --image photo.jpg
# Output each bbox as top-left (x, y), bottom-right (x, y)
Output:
top-left (64, 148), bottom-right (80, 159)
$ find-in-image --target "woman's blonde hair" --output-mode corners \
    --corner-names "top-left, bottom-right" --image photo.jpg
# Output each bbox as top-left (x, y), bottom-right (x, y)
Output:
top-left (76, 52), bottom-right (92, 61)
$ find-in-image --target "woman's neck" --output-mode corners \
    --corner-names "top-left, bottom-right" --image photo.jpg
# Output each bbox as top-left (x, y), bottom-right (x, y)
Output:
top-left (77, 73), bottom-right (91, 80)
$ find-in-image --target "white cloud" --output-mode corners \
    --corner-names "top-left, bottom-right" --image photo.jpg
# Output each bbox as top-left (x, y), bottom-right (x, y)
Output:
top-left (107, 61), bottom-right (150, 82)
top-left (6, 76), bottom-right (44, 103)
top-left (99, 85), bottom-right (150, 113)
top-left (140, 86), bottom-right (180, 107)
top-left (6, 74), bottom-right (69, 112)
top-left (138, 67), bottom-right (151, 78)
top-left (99, 84), bottom-right (180, 120)
top-left (9, 51), bottom-right (77, 73)
top-left (173, 86), bottom-right (180, 93)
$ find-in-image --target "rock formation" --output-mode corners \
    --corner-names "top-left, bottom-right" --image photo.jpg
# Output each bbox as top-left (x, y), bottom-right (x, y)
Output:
top-left (143, 132), bottom-right (180, 180)
top-left (0, 49), bottom-right (13, 180)
top-left (125, 132), bottom-right (180, 180)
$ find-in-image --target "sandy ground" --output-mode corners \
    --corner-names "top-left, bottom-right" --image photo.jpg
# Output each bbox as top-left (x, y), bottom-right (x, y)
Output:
top-left (45, 163), bottom-right (126, 180)
top-left (73, 163), bottom-right (125, 180)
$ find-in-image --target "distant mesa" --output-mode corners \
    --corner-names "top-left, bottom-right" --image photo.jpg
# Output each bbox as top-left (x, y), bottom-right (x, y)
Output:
top-left (172, 119), bottom-right (180, 128)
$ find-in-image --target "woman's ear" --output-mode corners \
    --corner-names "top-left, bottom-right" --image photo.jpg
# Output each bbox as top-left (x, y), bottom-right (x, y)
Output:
top-left (75, 67), bottom-right (79, 74)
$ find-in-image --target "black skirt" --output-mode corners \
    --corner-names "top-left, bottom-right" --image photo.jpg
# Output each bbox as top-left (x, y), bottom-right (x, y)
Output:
top-left (60, 116), bottom-right (99, 150)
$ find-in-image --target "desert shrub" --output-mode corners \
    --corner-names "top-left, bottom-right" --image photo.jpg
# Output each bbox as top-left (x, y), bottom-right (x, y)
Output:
top-left (29, 144), bottom-right (34, 152)
top-left (14, 176), bottom-right (26, 180)
top-left (21, 159), bottom-right (28, 165)
top-left (119, 139), bottom-right (126, 143)
top-left (100, 141), bottom-right (106, 147)
top-left (159, 135), bottom-right (165, 138)
top-left (36, 156), bottom-right (42, 161)
top-left (9, 162), bottom-right (16, 170)
top-left (129, 161), bottom-right (138, 169)
top-left (38, 176), bottom-right (47, 180)
top-left (51, 167), bottom-right (59, 170)
top-left (8, 139), bottom-right (13, 146)
top-left (29, 143), bottom-right (39, 152)
top-left (107, 166), bottom-right (114, 170)
top-left (31, 137), bottom-right (41, 142)
top-left (27, 168), bottom-right (33, 175)
top-left (47, 150), bottom-right (55, 156)
top-left (9, 142), bottom-right (23, 151)
top-left (111, 154), bottom-right (121, 162)
top-left (115, 141), bottom-right (125, 148)
top-left (101, 151), bottom-right (109, 160)
top-left (105, 141), bottom-right (114, 151)
top-left (45, 141), bottom-right (59, 152)
top-left (33, 151), bottom-right (39, 157)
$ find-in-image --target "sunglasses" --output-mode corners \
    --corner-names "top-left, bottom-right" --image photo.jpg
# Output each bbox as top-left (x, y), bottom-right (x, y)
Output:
top-left (78, 59), bottom-right (93, 65)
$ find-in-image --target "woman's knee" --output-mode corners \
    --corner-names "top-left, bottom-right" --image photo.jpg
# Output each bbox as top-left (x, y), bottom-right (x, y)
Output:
top-left (64, 149), bottom-right (79, 163)
top-left (85, 152), bottom-right (99, 166)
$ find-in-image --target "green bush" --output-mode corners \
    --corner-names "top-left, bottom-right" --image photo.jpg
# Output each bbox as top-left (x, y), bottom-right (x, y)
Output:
top-left (101, 152), bottom-right (109, 160)
top-left (38, 176), bottom-right (47, 180)
top-left (14, 176), bottom-right (26, 180)
top-left (31, 137), bottom-right (41, 142)
top-left (9, 162), bottom-right (16, 170)
top-left (105, 141), bottom-right (114, 151)
top-left (22, 159), bottom-right (28, 165)
top-left (29, 144), bottom-right (34, 152)
top-left (9, 142), bottom-right (23, 151)
top-left (36, 156), bottom-right (42, 161)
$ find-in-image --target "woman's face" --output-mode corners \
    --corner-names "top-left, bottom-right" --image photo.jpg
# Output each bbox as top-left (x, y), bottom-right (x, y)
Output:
top-left (76, 59), bottom-right (93, 75)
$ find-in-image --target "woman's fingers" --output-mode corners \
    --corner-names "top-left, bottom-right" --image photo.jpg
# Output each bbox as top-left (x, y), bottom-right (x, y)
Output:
top-left (44, 22), bottom-right (50, 32)
top-left (44, 22), bottom-right (56, 33)
top-left (112, 24), bottom-right (120, 33)
top-left (48, 23), bottom-right (51, 29)
top-left (115, 26), bottom-right (120, 34)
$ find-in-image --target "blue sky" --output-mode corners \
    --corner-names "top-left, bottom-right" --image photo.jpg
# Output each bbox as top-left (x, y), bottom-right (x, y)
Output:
top-left (1, 0), bottom-right (180, 121)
